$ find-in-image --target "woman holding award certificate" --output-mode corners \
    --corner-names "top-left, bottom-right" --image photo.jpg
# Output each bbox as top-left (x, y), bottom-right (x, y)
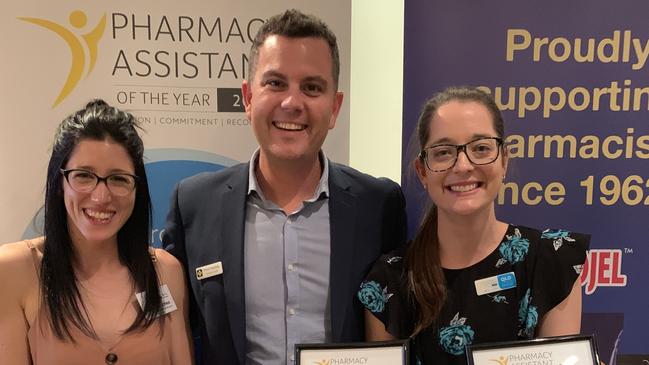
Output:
top-left (358, 87), bottom-right (589, 364)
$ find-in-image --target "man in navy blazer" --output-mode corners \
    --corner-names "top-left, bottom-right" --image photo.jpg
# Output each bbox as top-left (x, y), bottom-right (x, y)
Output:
top-left (163, 9), bottom-right (407, 365)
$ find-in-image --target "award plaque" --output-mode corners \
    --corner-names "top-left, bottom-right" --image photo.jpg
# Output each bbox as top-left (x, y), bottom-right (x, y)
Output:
top-left (467, 335), bottom-right (599, 365)
top-left (295, 340), bottom-right (410, 365)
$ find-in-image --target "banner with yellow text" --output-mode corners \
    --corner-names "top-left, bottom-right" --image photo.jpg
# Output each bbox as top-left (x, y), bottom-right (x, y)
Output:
top-left (402, 1), bottom-right (647, 362)
top-left (0, 1), bottom-right (351, 245)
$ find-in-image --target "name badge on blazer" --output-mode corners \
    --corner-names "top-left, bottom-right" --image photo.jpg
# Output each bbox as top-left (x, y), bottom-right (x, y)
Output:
top-left (196, 261), bottom-right (223, 280)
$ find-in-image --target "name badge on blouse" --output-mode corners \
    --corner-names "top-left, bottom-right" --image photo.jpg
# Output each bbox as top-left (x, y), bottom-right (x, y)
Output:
top-left (135, 284), bottom-right (178, 317)
top-left (195, 261), bottom-right (223, 280)
top-left (474, 272), bottom-right (517, 296)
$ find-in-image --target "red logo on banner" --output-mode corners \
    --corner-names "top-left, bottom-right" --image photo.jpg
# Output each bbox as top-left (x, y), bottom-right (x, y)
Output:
top-left (580, 249), bottom-right (627, 295)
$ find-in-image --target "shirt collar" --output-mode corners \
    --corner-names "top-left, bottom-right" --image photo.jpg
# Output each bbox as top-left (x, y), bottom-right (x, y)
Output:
top-left (247, 148), bottom-right (330, 201)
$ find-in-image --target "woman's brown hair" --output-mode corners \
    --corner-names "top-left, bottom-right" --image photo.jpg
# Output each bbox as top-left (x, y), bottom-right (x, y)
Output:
top-left (406, 86), bottom-right (505, 335)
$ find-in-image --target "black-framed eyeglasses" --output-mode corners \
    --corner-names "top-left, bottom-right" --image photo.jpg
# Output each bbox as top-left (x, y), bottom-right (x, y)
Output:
top-left (60, 169), bottom-right (138, 196)
top-left (419, 137), bottom-right (503, 172)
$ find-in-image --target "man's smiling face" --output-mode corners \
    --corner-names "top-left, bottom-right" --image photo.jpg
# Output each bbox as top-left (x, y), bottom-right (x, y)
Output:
top-left (242, 35), bottom-right (343, 164)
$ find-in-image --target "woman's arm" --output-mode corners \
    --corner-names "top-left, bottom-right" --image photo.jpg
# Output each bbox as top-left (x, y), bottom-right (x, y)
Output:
top-left (0, 242), bottom-right (35, 365)
top-left (155, 249), bottom-right (194, 365)
top-left (364, 309), bottom-right (396, 341)
top-left (538, 278), bottom-right (582, 337)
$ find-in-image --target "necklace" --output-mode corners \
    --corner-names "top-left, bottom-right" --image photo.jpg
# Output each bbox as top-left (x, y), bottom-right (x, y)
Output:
top-left (77, 279), bottom-right (136, 356)
top-left (105, 352), bottom-right (118, 364)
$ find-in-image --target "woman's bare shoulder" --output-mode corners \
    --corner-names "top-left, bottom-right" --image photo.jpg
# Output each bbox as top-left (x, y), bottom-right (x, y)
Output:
top-left (152, 248), bottom-right (188, 307)
top-left (0, 237), bottom-right (43, 267)
top-left (153, 247), bottom-right (182, 267)
top-left (0, 237), bottom-right (43, 296)
top-left (152, 248), bottom-right (184, 280)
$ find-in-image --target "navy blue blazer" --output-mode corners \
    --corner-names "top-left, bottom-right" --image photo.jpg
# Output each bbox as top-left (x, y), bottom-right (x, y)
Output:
top-left (163, 161), bottom-right (407, 364)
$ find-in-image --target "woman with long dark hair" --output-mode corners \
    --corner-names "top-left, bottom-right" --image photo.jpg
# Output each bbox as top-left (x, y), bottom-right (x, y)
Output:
top-left (358, 87), bottom-right (589, 364)
top-left (0, 100), bottom-right (192, 364)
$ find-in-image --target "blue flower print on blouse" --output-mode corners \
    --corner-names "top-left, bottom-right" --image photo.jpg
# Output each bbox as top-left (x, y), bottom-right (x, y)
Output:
top-left (496, 228), bottom-right (530, 267)
top-left (357, 281), bottom-right (393, 313)
top-left (517, 289), bottom-right (538, 338)
top-left (542, 229), bottom-right (576, 251)
top-left (438, 312), bottom-right (475, 356)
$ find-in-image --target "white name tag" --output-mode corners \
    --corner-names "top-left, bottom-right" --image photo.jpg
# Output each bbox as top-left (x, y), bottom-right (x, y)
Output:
top-left (195, 261), bottom-right (223, 280)
top-left (474, 272), bottom-right (517, 296)
top-left (135, 284), bottom-right (178, 317)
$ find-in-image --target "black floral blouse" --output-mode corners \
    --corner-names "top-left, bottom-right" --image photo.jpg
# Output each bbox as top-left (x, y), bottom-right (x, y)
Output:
top-left (357, 224), bottom-right (590, 365)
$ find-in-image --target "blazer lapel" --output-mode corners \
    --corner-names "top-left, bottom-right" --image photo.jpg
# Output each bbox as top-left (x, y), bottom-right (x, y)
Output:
top-left (328, 163), bottom-right (358, 341)
top-left (219, 163), bottom-right (248, 364)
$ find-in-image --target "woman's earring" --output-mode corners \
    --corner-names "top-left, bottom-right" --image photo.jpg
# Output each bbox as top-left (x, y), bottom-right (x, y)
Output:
top-left (502, 174), bottom-right (506, 182)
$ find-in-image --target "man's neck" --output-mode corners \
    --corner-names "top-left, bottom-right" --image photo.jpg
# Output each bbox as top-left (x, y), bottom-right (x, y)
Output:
top-left (255, 152), bottom-right (324, 214)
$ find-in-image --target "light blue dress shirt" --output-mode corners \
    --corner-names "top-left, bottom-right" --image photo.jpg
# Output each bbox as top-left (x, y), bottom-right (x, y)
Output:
top-left (244, 150), bottom-right (332, 365)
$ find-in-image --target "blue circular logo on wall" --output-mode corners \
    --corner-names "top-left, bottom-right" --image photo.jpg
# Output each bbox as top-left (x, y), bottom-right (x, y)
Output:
top-left (145, 149), bottom-right (237, 246)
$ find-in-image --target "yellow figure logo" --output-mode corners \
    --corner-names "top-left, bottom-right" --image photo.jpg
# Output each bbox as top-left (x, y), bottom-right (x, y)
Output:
top-left (19, 10), bottom-right (106, 107)
top-left (313, 360), bottom-right (330, 365)
top-left (490, 356), bottom-right (509, 365)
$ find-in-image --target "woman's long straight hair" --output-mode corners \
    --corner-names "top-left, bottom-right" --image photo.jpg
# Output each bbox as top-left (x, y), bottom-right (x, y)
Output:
top-left (41, 99), bottom-right (162, 340)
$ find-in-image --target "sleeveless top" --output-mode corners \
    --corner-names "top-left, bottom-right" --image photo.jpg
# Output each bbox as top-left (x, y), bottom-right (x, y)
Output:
top-left (25, 240), bottom-right (176, 365)
top-left (358, 224), bottom-right (590, 365)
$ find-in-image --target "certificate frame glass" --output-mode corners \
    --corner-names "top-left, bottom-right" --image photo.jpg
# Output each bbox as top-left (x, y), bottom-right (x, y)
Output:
top-left (295, 339), bottom-right (410, 365)
top-left (466, 335), bottom-right (599, 365)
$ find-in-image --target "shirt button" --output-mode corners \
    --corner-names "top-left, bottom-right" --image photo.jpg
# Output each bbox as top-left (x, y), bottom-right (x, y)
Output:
top-left (287, 264), bottom-right (295, 271)
top-left (288, 308), bottom-right (296, 316)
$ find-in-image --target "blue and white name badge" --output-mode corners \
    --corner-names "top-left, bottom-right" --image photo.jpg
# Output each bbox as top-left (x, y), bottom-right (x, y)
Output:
top-left (474, 272), bottom-right (517, 296)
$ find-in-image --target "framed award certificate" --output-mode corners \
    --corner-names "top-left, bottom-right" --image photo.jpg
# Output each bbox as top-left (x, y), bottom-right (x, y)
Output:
top-left (467, 335), bottom-right (599, 365)
top-left (295, 340), bottom-right (410, 365)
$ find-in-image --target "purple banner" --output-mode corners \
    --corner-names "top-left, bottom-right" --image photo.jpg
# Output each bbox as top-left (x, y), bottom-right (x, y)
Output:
top-left (402, 0), bottom-right (648, 361)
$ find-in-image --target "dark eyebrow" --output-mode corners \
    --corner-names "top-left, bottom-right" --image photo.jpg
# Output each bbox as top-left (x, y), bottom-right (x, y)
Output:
top-left (428, 137), bottom-right (453, 145)
top-left (303, 76), bottom-right (328, 85)
top-left (428, 133), bottom-right (495, 146)
top-left (71, 166), bottom-right (134, 175)
top-left (260, 70), bottom-right (287, 82)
